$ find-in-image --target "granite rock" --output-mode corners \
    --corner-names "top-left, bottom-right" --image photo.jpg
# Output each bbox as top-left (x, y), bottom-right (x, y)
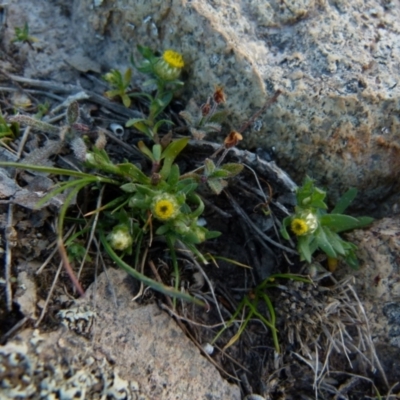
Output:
top-left (68, 0), bottom-right (400, 214)
top-left (3, 268), bottom-right (241, 400)
top-left (2, 0), bottom-right (400, 213)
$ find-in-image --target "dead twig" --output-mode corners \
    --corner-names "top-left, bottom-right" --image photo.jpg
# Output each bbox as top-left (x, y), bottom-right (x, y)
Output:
top-left (225, 190), bottom-right (297, 254)
top-left (5, 204), bottom-right (15, 312)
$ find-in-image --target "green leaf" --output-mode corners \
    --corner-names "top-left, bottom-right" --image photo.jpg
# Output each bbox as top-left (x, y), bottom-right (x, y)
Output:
top-left (219, 163), bottom-right (244, 177)
top-left (323, 227), bottom-right (346, 256)
top-left (280, 216), bottom-right (292, 240)
top-left (116, 163), bottom-right (150, 183)
top-left (315, 227), bottom-right (336, 258)
top-left (296, 177), bottom-right (327, 210)
top-left (167, 164), bottom-right (180, 186)
top-left (344, 249), bottom-right (360, 270)
top-left (100, 231), bottom-right (203, 304)
top-left (123, 68), bottom-right (132, 85)
top-left (119, 183), bottom-right (137, 193)
top-left (209, 170), bottom-right (233, 179)
top-left (331, 188), bottom-right (358, 214)
top-left (207, 179), bottom-right (226, 195)
top-left (319, 214), bottom-right (372, 233)
top-left (189, 194), bottom-right (205, 218)
top-left (155, 224), bottom-right (170, 235)
top-left (297, 235), bottom-right (312, 263)
top-left (204, 158), bottom-right (216, 176)
top-left (153, 119), bottom-right (174, 134)
top-left (209, 110), bottom-right (229, 124)
top-left (137, 45), bottom-right (155, 60)
top-left (175, 178), bottom-right (198, 195)
top-left (159, 137), bottom-right (189, 180)
top-left (122, 94), bottom-right (131, 108)
top-left (205, 230), bottom-right (221, 239)
top-left (137, 141), bottom-right (155, 161)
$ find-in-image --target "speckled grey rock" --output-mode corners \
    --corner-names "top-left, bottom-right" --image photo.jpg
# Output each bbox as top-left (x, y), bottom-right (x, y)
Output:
top-left (3, 268), bottom-right (240, 400)
top-left (3, 0), bottom-right (400, 213)
top-left (68, 0), bottom-right (400, 213)
top-left (344, 217), bottom-right (400, 349)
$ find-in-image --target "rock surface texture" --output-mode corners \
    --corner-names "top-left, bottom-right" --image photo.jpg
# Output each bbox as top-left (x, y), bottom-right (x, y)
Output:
top-left (2, 269), bottom-right (240, 400)
top-left (67, 0), bottom-right (400, 214)
top-left (2, 1), bottom-right (400, 214)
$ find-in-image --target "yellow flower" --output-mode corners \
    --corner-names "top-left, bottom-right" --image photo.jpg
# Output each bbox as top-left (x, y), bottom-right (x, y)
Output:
top-left (291, 210), bottom-right (318, 236)
top-left (291, 218), bottom-right (309, 236)
top-left (152, 194), bottom-right (179, 221)
top-left (163, 50), bottom-right (184, 68)
top-left (154, 50), bottom-right (184, 81)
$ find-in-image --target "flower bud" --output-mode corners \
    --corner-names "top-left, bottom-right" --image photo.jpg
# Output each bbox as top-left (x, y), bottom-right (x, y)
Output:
top-left (291, 209), bottom-right (318, 236)
top-left (108, 225), bottom-right (133, 251)
top-left (154, 50), bottom-right (184, 81)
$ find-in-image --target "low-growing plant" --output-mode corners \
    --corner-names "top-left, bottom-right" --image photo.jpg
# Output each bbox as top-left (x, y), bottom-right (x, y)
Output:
top-left (103, 68), bottom-right (133, 108)
top-left (125, 46), bottom-right (185, 141)
top-left (0, 112), bottom-right (19, 149)
top-left (212, 274), bottom-right (312, 353)
top-left (12, 22), bottom-right (38, 46)
top-left (280, 177), bottom-right (373, 269)
top-left (1, 91), bottom-right (243, 302)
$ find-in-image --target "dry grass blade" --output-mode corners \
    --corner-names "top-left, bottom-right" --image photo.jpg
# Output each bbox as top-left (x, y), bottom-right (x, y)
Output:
top-left (225, 190), bottom-right (297, 254)
top-left (34, 261), bottom-right (63, 327)
top-left (4, 204), bottom-right (15, 311)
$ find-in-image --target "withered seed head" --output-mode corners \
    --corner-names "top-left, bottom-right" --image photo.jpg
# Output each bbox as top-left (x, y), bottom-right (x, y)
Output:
top-left (213, 85), bottom-right (226, 104)
top-left (224, 130), bottom-right (243, 148)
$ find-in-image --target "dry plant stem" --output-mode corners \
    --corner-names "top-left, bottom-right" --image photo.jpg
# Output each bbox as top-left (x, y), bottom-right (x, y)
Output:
top-left (225, 190), bottom-right (297, 254)
top-left (16, 126), bottom-right (31, 160)
top-left (6, 73), bottom-right (142, 119)
top-left (5, 204), bottom-right (14, 312)
top-left (0, 70), bottom-right (38, 106)
top-left (177, 242), bottom-right (226, 328)
top-left (99, 127), bottom-right (142, 157)
top-left (0, 86), bottom-right (64, 101)
top-left (132, 246), bottom-right (149, 302)
top-left (0, 317), bottom-right (29, 343)
top-left (238, 90), bottom-right (282, 134)
top-left (241, 164), bottom-right (268, 204)
top-left (36, 225), bottom-right (75, 275)
top-left (77, 186), bottom-right (105, 280)
top-left (93, 236), bottom-right (118, 307)
top-left (159, 303), bottom-right (228, 329)
top-left (34, 261), bottom-right (63, 327)
top-left (58, 237), bottom-right (85, 297)
top-left (147, 260), bottom-right (239, 382)
top-left (202, 197), bottom-right (232, 218)
top-left (347, 284), bottom-right (389, 388)
top-left (322, 371), bottom-right (382, 398)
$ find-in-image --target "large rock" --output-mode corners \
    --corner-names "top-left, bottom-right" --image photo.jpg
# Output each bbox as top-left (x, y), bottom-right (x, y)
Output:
top-left (3, 268), bottom-right (240, 400)
top-left (3, 0), bottom-right (400, 213)
top-left (68, 0), bottom-right (400, 214)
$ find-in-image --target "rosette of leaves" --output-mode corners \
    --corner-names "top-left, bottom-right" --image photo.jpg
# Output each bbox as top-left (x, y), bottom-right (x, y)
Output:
top-left (103, 68), bottom-right (133, 108)
top-left (280, 177), bottom-right (373, 269)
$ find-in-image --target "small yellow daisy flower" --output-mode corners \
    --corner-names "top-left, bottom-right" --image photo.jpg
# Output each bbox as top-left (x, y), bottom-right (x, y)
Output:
top-left (291, 218), bottom-right (309, 236)
top-left (163, 50), bottom-right (184, 69)
top-left (152, 194), bottom-right (180, 221)
top-left (154, 50), bottom-right (184, 81)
